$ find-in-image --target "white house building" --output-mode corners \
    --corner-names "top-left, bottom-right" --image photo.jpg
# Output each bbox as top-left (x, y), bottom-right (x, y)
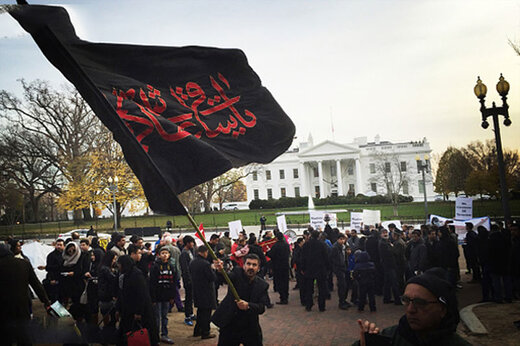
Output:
top-left (244, 135), bottom-right (435, 203)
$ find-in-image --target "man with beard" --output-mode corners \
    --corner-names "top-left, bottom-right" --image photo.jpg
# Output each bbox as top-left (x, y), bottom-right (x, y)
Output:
top-left (355, 268), bottom-right (471, 346)
top-left (212, 254), bottom-right (269, 346)
top-left (39, 239), bottom-right (65, 302)
top-left (266, 231), bottom-right (290, 304)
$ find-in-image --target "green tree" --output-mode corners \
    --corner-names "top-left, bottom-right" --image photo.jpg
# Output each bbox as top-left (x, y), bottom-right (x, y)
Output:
top-left (434, 147), bottom-right (472, 197)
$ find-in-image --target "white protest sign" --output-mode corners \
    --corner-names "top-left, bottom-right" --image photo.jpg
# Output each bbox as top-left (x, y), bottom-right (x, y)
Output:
top-left (228, 220), bottom-right (243, 239)
top-left (429, 214), bottom-right (490, 243)
top-left (455, 197), bottom-right (473, 220)
top-left (350, 212), bottom-right (363, 231)
top-left (309, 211), bottom-right (338, 230)
top-left (277, 214), bottom-right (288, 233)
top-left (362, 209), bottom-right (381, 226)
top-left (381, 220), bottom-right (402, 231)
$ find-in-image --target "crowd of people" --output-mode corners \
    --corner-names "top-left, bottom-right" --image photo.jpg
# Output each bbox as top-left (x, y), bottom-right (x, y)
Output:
top-left (1, 217), bottom-right (519, 345)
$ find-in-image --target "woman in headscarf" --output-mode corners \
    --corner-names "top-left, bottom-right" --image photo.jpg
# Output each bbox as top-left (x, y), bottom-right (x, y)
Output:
top-left (117, 255), bottom-right (158, 345)
top-left (61, 241), bottom-right (86, 319)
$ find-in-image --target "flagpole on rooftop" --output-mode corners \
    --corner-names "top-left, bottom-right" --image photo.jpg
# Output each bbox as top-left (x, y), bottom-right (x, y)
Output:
top-left (186, 212), bottom-right (241, 301)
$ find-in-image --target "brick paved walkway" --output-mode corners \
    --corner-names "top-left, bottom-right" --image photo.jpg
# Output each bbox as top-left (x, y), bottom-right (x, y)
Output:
top-left (170, 278), bottom-right (404, 345)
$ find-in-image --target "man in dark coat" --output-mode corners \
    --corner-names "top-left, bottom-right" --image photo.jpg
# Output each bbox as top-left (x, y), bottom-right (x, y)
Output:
top-left (331, 234), bottom-right (352, 309)
top-left (301, 230), bottom-right (330, 311)
top-left (212, 253), bottom-right (269, 346)
top-left (436, 227), bottom-right (460, 286)
top-left (266, 231), bottom-right (290, 304)
top-left (180, 235), bottom-right (196, 325)
top-left (365, 229), bottom-right (383, 295)
top-left (488, 224), bottom-right (512, 303)
top-left (464, 222), bottom-right (480, 281)
top-left (392, 229), bottom-right (407, 295)
top-left (189, 245), bottom-right (217, 339)
top-left (407, 230), bottom-right (428, 277)
top-left (291, 237), bottom-right (305, 305)
top-left (117, 255), bottom-right (158, 345)
top-left (379, 229), bottom-right (402, 305)
top-left (39, 238), bottom-right (65, 302)
top-left (0, 243), bottom-right (51, 344)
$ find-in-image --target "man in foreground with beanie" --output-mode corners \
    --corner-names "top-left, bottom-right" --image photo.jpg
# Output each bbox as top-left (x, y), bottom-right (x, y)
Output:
top-left (354, 267), bottom-right (471, 345)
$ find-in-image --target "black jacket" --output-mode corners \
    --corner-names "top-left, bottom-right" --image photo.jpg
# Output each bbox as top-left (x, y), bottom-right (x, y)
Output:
top-left (118, 265), bottom-right (158, 345)
top-left (365, 233), bottom-right (380, 267)
top-left (211, 267), bottom-right (269, 334)
top-left (179, 248), bottom-right (194, 285)
top-left (0, 246), bottom-right (50, 322)
top-left (190, 254), bottom-right (217, 309)
top-left (437, 237), bottom-right (459, 269)
top-left (330, 241), bottom-right (346, 273)
top-left (266, 239), bottom-right (290, 271)
top-left (45, 249), bottom-right (64, 281)
top-left (301, 237), bottom-right (330, 278)
top-left (149, 260), bottom-right (177, 302)
top-left (407, 238), bottom-right (428, 272)
top-left (97, 265), bottom-right (118, 302)
top-left (378, 238), bottom-right (396, 269)
top-left (353, 251), bottom-right (376, 286)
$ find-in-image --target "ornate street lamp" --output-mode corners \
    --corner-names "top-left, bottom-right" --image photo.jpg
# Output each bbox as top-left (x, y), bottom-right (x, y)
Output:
top-left (474, 74), bottom-right (512, 223)
top-left (416, 154), bottom-right (430, 224)
top-left (108, 176), bottom-right (119, 231)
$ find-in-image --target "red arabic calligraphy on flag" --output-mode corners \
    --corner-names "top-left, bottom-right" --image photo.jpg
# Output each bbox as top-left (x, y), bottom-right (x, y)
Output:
top-left (111, 72), bottom-right (256, 152)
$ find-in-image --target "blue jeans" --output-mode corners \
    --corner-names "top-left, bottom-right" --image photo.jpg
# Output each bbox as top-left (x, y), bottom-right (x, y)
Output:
top-left (155, 301), bottom-right (169, 336)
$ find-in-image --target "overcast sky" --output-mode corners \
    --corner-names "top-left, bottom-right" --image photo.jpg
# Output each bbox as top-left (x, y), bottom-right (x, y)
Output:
top-left (1, 0), bottom-right (519, 158)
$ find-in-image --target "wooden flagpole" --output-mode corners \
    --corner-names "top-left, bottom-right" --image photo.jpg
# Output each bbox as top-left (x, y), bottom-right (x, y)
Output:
top-left (185, 212), bottom-right (240, 301)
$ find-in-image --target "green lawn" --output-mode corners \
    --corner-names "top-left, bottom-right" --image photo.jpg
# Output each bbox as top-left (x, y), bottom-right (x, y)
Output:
top-left (2, 200), bottom-right (519, 239)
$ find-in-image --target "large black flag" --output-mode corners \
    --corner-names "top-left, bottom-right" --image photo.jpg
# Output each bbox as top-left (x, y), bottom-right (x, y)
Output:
top-left (9, 5), bottom-right (295, 215)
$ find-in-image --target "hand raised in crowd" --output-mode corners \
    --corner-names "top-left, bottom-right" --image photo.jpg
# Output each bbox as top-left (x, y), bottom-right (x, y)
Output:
top-left (357, 319), bottom-right (380, 346)
top-left (212, 259), bottom-right (224, 271)
top-left (236, 299), bottom-right (249, 311)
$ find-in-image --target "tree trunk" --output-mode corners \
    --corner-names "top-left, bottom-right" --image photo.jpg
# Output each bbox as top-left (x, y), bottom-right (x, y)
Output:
top-left (82, 207), bottom-right (92, 221)
top-left (73, 209), bottom-right (83, 225)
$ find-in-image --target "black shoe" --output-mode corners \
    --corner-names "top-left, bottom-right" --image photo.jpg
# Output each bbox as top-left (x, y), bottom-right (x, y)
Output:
top-left (266, 303), bottom-right (274, 308)
top-left (201, 334), bottom-right (216, 339)
top-left (193, 333), bottom-right (201, 337)
top-left (319, 308), bottom-right (326, 312)
top-left (305, 306), bottom-right (312, 311)
top-left (276, 300), bottom-right (288, 305)
top-left (339, 305), bottom-right (350, 310)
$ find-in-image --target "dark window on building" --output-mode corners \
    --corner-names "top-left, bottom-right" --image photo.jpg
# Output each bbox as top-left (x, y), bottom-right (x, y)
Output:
top-left (293, 168), bottom-right (299, 179)
top-left (371, 183), bottom-right (377, 193)
top-left (370, 163), bottom-right (376, 174)
top-left (253, 189), bottom-right (259, 200)
top-left (385, 162), bottom-right (391, 173)
top-left (267, 188), bottom-right (273, 199)
top-left (279, 169), bottom-right (285, 179)
top-left (400, 161), bottom-right (407, 172)
top-left (266, 170), bottom-right (271, 180)
top-left (294, 186), bottom-right (300, 197)
top-left (252, 171), bottom-right (258, 181)
top-left (315, 186), bottom-right (320, 198)
top-left (281, 187), bottom-right (286, 197)
top-left (313, 167), bottom-right (319, 178)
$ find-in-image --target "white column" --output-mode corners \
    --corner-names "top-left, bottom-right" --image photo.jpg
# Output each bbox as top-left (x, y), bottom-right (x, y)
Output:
top-left (355, 158), bottom-right (363, 195)
top-left (318, 160), bottom-right (324, 198)
top-left (336, 159), bottom-right (343, 196)
top-left (299, 162), bottom-right (308, 197)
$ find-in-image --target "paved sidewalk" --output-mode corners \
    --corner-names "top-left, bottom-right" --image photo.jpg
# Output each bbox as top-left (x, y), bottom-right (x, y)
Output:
top-left (171, 278), bottom-right (404, 345)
